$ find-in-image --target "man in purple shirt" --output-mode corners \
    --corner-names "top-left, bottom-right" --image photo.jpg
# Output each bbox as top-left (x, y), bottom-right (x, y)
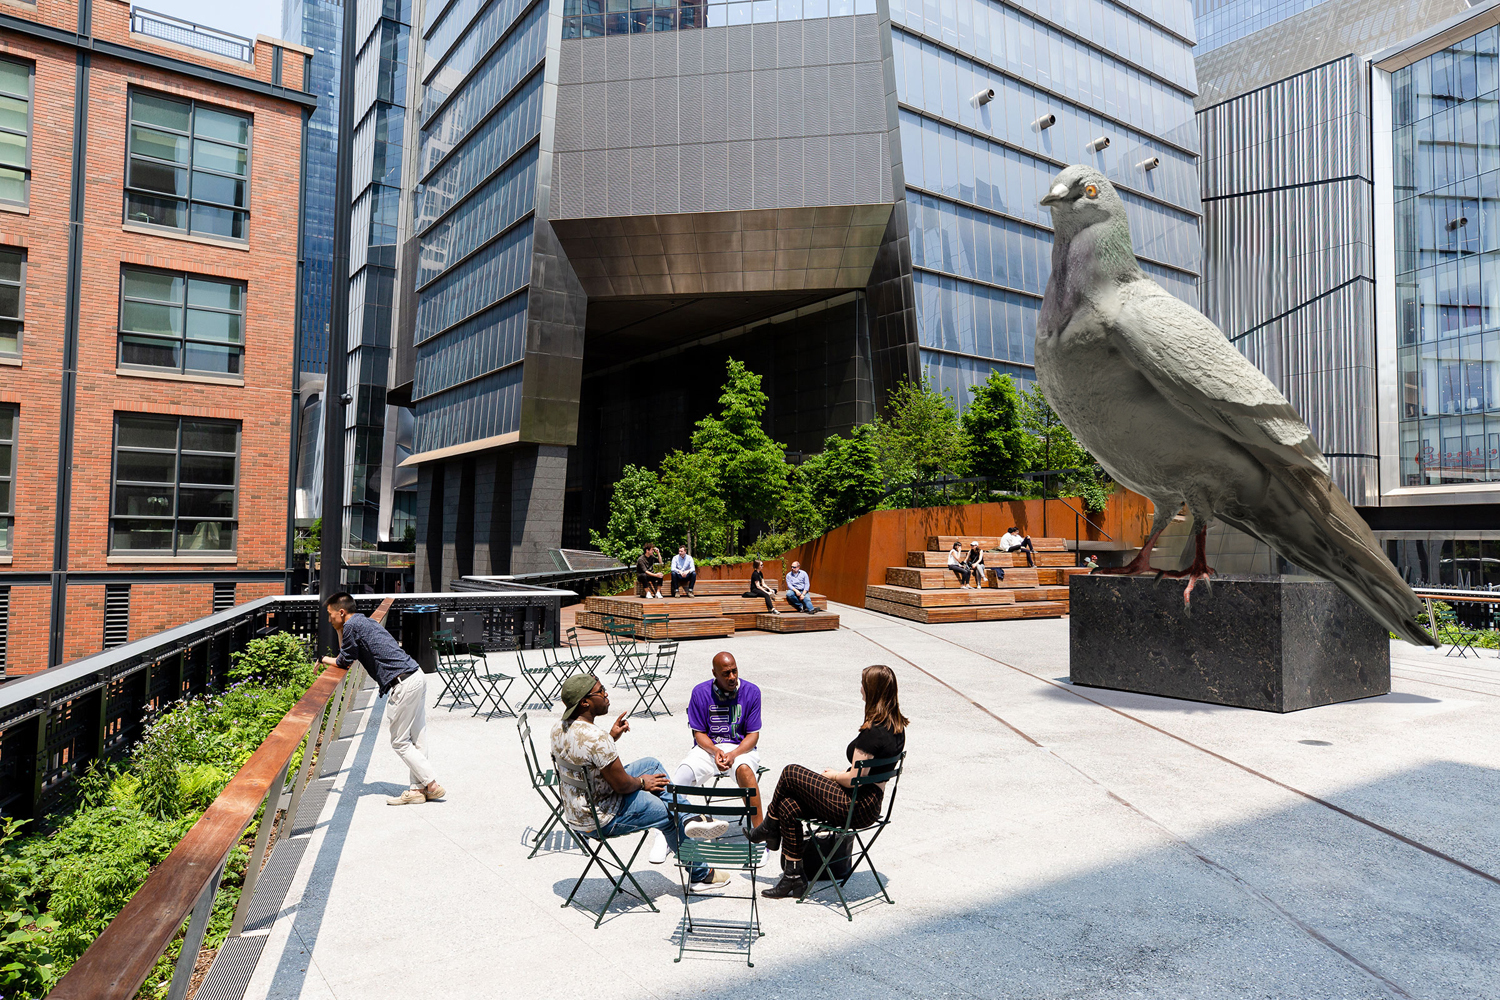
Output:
top-left (649, 651), bottom-right (764, 863)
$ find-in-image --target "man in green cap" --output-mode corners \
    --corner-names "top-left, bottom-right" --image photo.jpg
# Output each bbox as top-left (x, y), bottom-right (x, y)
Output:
top-left (550, 674), bottom-right (728, 889)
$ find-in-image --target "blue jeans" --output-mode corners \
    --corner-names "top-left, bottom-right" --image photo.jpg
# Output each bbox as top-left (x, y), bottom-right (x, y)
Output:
top-left (786, 591), bottom-right (815, 613)
top-left (597, 757), bottom-right (709, 882)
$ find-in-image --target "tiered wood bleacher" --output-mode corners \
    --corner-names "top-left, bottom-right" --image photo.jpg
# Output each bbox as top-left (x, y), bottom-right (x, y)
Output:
top-left (593, 576), bottom-right (839, 637)
top-left (864, 535), bottom-right (1081, 624)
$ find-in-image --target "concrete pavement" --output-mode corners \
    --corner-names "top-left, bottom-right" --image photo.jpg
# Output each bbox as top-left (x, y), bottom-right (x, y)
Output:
top-left (239, 605), bottom-right (1500, 999)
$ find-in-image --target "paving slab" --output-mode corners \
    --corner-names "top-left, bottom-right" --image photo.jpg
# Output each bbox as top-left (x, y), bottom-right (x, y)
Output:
top-left (242, 606), bottom-right (1500, 1000)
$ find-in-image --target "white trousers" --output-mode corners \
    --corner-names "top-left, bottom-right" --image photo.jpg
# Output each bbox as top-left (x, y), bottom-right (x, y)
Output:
top-left (675, 743), bottom-right (763, 786)
top-left (386, 671), bottom-right (437, 789)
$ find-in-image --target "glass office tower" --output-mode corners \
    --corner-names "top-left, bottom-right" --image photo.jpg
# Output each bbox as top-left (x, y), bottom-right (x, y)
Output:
top-left (398, 0), bottom-right (1205, 585)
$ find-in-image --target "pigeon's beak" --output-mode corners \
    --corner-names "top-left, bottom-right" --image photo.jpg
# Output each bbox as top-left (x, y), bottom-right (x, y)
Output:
top-left (1040, 184), bottom-right (1070, 207)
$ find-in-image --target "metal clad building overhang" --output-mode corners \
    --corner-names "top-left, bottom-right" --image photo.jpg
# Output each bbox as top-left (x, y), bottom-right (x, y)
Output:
top-left (1371, 0), bottom-right (1500, 72)
top-left (551, 204), bottom-right (894, 298)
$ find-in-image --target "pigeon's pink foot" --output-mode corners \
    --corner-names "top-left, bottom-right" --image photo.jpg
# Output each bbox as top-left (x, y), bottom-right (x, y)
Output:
top-left (1095, 524), bottom-right (1168, 576)
top-left (1158, 525), bottom-right (1214, 606)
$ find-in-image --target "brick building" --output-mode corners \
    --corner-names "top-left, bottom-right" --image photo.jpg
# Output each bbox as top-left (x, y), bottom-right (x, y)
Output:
top-left (0, 1), bottom-right (313, 675)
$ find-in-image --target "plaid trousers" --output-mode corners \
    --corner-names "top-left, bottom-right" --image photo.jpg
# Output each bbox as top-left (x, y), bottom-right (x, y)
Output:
top-left (767, 764), bottom-right (882, 862)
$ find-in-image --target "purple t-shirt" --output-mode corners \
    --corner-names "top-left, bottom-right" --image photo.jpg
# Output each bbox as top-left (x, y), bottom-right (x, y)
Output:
top-left (687, 679), bottom-right (762, 745)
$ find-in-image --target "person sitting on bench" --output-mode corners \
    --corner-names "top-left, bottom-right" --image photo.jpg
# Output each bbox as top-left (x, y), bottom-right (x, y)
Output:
top-left (947, 540), bottom-right (972, 588)
top-left (747, 664), bottom-right (908, 899)
top-left (966, 540), bottom-right (999, 587)
top-left (637, 543), bottom-right (665, 598)
top-left (999, 526), bottom-right (1036, 567)
top-left (785, 561), bottom-right (818, 614)
top-left (744, 558), bottom-right (780, 614)
top-left (670, 544), bottom-right (697, 598)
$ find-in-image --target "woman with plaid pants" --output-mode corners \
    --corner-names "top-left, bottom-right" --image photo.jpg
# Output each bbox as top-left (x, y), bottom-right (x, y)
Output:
top-left (748, 664), bottom-right (908, 899)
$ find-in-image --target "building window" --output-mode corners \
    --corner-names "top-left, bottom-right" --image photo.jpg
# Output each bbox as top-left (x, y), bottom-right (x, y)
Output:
top-left (0, 406), bottom-right (13, 555)
top-left (0, 58), bottom-right (31, 207)
top-left (125, 91), bottom-right (250, 241)
top-left (104, 584), bottom-right (130, 649)
top-left (212, 581), bottom-right (236, 611)
top-left (118, 267), bottom-right (245, 376)
top-left (111, 413), bottom-right (239, 555)
top-left (0, 248), bottom-right (23, 358)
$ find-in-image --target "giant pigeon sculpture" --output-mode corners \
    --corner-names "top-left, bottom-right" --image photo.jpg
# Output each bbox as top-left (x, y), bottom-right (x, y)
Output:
top-left (1035, 165), bottom-right (1434, 646)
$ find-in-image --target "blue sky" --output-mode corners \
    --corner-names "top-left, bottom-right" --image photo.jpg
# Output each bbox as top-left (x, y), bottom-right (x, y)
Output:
top-left (143, 0), bottom-right (286, 42)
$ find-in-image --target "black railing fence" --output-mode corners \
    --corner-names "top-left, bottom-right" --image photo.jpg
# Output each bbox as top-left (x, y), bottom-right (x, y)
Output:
top-left (0, 587), bottom-right (569, 823)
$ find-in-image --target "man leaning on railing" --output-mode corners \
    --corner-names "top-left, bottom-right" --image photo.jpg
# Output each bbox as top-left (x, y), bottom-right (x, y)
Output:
top-left (320, 592), bottom-right (448, 806)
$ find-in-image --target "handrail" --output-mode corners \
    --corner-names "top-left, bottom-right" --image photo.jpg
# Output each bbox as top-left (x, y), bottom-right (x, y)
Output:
top-left (47, 661), bottom-right (356, 1000)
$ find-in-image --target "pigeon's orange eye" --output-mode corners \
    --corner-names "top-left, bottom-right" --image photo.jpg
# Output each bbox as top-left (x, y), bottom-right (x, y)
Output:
top-left (1084, 184), bottom-right (1099, 199)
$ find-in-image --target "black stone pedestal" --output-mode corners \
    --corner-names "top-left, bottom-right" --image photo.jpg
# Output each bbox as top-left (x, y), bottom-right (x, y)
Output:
top-left (1068, 574), bottom-right (1389, 712)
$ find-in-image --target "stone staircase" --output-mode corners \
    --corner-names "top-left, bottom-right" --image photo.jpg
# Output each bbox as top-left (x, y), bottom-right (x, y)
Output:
top-left (864, 535), bottom-right (1089, 624)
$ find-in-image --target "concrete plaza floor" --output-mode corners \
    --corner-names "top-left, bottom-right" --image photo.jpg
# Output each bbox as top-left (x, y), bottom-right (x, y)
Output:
top-left (242, 604), bottom-right (1500, 1000)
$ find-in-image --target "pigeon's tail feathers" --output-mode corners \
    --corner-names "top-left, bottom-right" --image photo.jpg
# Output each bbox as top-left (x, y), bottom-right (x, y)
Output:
top-left (1229, 464), bottom-right (1437, 647)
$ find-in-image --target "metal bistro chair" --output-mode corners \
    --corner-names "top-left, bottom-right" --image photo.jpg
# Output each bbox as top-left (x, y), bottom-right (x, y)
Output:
top-left (430, 631), bottom-right (482, 711)
top-left (469, 636), bottom-right (520, 721)
top-left (515, 641), bottom-right (558, 711)
top-left (517, 712), bottom-right (566, 858)
top-left (627, 639), bottom-right (677, 720)
top-left (665, 784), bottom-right (765, 966)
top-left (538, 629), bottom-right (579, 698)
top-left (565, 625), bottom-right (606, 678)
top-left (555, 756), bottom-right (660, 927)
top-left (605, 616), bottom-right (649, 681)
top-left (798, 751), bottom-right (907, 921)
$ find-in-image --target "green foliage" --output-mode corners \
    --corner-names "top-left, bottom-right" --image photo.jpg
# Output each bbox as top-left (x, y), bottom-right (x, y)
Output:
top-left (0, 661), bottom-right (323, 998)
top-left (294, 517), bottom-right (321, 555)
top-left (689, 360), bottom-right (790, 551)
top-left (962, 372), bottom-right (1032, 489)
top-left (790, 425), bottom-right (885, 533)
top-left (1017, 383), bottom-right (1114, 512)
top-left (589, 464), bottom-right (664, 561)
top-left (871, 375), bottom-right (969, 484)
top-left (230, 631), bottom-right (316, 687)
top-left (1410, 601), bottom-right (1500, 647)
top-left (658, 448), bottom-right (729, 556)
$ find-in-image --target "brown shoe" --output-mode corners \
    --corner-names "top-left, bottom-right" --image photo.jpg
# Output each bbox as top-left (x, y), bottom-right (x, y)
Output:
top-left (387, 789), bottom-right (426, 806)
top-left (424, 782), bottom-right (446, 801)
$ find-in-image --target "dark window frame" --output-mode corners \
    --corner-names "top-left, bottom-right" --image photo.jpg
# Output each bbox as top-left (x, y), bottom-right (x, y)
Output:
top-left (109, 413), bottom-right (241, 557)
top-left (123, 88), bottom-right (253, 242)
top-left (0, 404), bottom-right (13, 556)
top-left (117, 264), bottom-right (246, 377)
top-left (0, 56), bottom-right (32, 208)
top-left (0, 246), bottom-right (23, 359)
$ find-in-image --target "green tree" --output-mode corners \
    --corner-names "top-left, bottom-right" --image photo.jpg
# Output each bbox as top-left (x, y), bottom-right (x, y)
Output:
top-left (792, 424), bottom-right (885, 529)
top-left (689, 359), bottom-right (789, 550)
top-left (962, 371), bottom-right (1032, 489)
top-left (658, 448), bottom-right (729, 556)
top-left (588, 464), bottom-right (663, 561)
top-left (1018, 383), bottom-right (1113, 511)
top-left (871, 374), bottom-right (968, 485)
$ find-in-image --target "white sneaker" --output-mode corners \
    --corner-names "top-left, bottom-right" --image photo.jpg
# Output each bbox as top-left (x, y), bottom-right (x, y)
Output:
top-left (649, 829), bottom-right (670, 864)
top-left (685, 816), bottom-right (730, 840)
top-left (691, 868), bottom-right (731, 892)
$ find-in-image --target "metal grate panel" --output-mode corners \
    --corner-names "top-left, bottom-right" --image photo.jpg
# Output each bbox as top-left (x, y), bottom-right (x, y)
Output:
top-left (104, 584), bottom-right (131, 650)
top-left (0, 587), bottom-right (8, 676)
top-left (213, 582), bottom-right (237, 613)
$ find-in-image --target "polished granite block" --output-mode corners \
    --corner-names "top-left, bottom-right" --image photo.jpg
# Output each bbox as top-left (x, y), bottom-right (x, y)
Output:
top-left (1068, 574), bottom-right (1390, 712)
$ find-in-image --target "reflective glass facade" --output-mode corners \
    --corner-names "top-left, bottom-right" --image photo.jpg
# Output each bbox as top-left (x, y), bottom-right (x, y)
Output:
top-left (1392, 27), bottom-right (1500, 486)
top-left (559, 0), bottom-right (876, 39)
top-left (1191, 0), bottom-right (1327, 54)
top-left (412, 0), bottom-right (545, 453)
top-left (890, 0), bottom-right (1201, 409)
top-left (283, 0), bottom-right (341, 377)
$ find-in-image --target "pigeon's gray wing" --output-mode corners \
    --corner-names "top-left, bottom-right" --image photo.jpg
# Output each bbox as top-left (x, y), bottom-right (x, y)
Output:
top-left (1107, 282), bottom-right (1331, 477)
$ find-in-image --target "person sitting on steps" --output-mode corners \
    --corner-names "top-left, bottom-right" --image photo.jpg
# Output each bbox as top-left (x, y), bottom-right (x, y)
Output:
top-left (999, 526), bottom-right (1037, 567)
top-left (785, 561), bottom-right (818, 614)
top-left (966, 540), bottom-right (999, 587)
top-left (947, 540), bottom-right (972, 588)
top-left (637, 543), bottom-right (665, 599)
top-left (670, 544), bottom-right (697, 598)
top-left (748, 664), bottom-right (908, 899)
top-left (743, 558), bottom-right (780, 613)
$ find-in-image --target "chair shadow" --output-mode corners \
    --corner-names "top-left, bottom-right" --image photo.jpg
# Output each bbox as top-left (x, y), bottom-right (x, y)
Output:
top-left (551, 870), bottom-right (682, 926)
top-left (521, 826), bottom-right (580, 854)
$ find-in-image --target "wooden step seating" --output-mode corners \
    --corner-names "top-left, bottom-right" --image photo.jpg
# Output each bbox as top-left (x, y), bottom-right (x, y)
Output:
top-left (593, 586), bottom-right (824, 637)
top-left (755, 612), bottom-right (840, 633)
top-left (866, 536), bottom-right (1083, 624)
top-left (636, 577), bottom-right (778, 597)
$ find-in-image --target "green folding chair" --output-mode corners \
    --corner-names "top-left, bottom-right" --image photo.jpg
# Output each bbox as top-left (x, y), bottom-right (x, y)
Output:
top-left (555, 756), bottom-right (660, 927)
top-left (518, 712), bottom-right (566, 858)
top-left (798, 751), bottom-right (907, 920)
top-left (627, 640), bottom-right (677, 719)
top-left (605, 617), bottom-right (649, 680)
top-left (666, 784), bottom-right (765, 966)
top-left (565, 625), bottom-right (606, 677)
top-left (538, 629), bottom-right (579, 697)
top-left (469, 637), bottom-right (520, 720)
top-left (430, 631), bottom-right (481, 711)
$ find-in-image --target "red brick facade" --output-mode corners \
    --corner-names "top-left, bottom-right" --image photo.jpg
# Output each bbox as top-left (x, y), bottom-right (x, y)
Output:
top-left (0, 1), bottom-right (311, 674)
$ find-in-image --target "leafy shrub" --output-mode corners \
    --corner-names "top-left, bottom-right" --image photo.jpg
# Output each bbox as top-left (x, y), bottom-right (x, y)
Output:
top-left (229, 631), bottom-right (315, 687)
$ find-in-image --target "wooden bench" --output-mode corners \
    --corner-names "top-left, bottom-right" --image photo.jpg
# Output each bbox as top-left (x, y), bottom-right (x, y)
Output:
top-left (755, 612), bottom-right (839, 633)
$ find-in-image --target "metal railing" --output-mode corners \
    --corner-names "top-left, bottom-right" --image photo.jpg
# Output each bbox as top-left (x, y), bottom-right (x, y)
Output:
top-left (0, 589), bottom-right (571, 823)
top-left (130, 6), bottom-right (254, 62)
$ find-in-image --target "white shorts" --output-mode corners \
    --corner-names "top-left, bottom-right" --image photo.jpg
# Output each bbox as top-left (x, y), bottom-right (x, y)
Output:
top-left (679, 743), bottom-right (763, 785)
